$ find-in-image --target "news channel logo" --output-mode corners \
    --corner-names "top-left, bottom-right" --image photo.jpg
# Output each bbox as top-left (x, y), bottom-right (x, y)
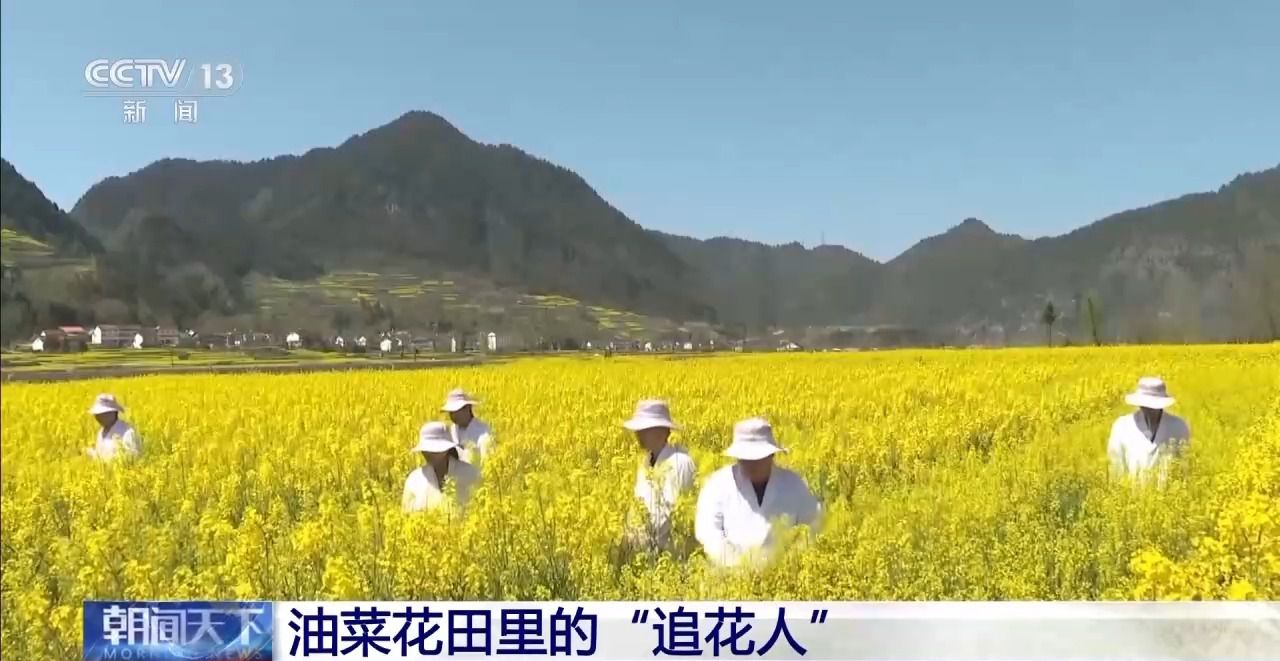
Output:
top-left (84, 58), bottom-right (242, 125)
top-left (83, 58), bottom-right (244, 96)
top-left (83, 601), bottom-right (272, 661)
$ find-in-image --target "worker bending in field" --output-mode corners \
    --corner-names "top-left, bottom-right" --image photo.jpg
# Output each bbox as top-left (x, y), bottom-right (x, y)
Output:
top-left (403, 421), bottom-right (481, 513)
top-left (695, 418), bottom-right (819, 567)
top-left (624, 400), bottom-right (696, 545)
top-left (85, 394), bottom-right (141, 461)
top-left (441, 388), bottom-right (493, 466)
top-left (1107, 377), bottom-right (1191, 484)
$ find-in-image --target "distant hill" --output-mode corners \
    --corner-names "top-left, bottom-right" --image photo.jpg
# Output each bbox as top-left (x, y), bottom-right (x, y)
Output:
top-left (6, 111), bottom-right (1276, 345)
top-left (888, 170), bottom-right (1280, 342)
top-left (674, 168), bottom-right (1278, 342)
top-left (1023, 168), bottom-right (1280, 342)
top-left (1, 160), bottom-right (104, 341)
top-left (870, 218), bottom-right (1031, 329)
top-left (1, 158), bottom-right (100, 256)
top-left (658, 233), bottom-right (882, 330)
top-left (73, 111), bottom-right (712, 323)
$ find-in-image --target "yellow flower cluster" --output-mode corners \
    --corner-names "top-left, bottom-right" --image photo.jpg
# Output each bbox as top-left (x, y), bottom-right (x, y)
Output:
top-left (2, 345), bottom-right (1277, 656)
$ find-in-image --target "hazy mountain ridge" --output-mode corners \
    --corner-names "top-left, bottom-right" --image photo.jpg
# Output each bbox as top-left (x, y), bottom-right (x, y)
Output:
top-left (5, 111), bottom-right (1278, 343)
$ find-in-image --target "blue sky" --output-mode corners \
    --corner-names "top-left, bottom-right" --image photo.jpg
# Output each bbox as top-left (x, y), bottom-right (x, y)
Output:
top-left (2, 1), bottom-right (1277, 261)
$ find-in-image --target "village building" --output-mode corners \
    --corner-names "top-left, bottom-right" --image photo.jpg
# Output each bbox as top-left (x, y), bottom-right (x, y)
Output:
top-left (199, 332), bottom-right (232, 350)
top-left (91, 325), bottom-right (141, 348)
top-left (31, 327), bottom-right (90, 353)
top-left (60, 326), bottom-right (90, 351)
top-left (152, 327), bottom-right (180, 347)
top-left (231, 331), bottom-right (274, 348)
top-left (174, 330), bottom-right (199, 347)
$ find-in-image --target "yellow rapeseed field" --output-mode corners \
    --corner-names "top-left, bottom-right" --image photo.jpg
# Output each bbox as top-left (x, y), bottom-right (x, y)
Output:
top-left (2, 346), bottom-right (1278, 657)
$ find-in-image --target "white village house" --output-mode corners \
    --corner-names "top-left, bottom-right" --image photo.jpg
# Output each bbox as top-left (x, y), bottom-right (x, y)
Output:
top-left (379, 337), bottom-right (393, 353)
top-left (286, 332), bottom-right (302, 349)
top-left (31, 337), bottom-right (44, 352)
top-left (356, 336), bottom-right (368, 348)
top-left (486, 332), bottom-right (498, 352)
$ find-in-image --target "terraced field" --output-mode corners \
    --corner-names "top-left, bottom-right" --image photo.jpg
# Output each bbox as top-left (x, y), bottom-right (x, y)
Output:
top-left (249, 268), bottom-right (693, 343)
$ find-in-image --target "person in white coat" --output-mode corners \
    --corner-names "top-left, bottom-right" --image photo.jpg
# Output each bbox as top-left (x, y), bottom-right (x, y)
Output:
top-left (85, 394), bottom-right (141, 461)
top-left (402, 421), bottom-right (481, 513)
top-left (695, 417), bottom-right (820, 567)
top-left (624, 400), bottom-right (696, 545)
top-left (442, 388), bottom-right (493, 466)
top-left (1108, 377), bottom-right (1191, 484)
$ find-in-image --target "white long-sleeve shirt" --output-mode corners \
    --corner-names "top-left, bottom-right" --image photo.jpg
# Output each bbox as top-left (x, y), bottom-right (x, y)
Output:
top-left (88, 420), bottom-right (141, 461)
top-left (451, 419), bottom-right (493, 466)
top-left (632, 445), bottom-right (696, 540)
top-left (1108, 410), bottom-right (1191, 483)
top-left (695, 463), bottom-right (820, 567)
top-left (402, 458), bottom-right (481, 513)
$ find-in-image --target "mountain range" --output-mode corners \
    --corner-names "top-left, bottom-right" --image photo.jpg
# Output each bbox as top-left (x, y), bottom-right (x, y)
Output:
top-left (3, 111), bottom-right (1278, 344)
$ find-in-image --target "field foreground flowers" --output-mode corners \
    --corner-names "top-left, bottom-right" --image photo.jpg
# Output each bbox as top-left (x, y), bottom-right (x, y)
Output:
top-left (2, 346), bottom-right (1278, 656)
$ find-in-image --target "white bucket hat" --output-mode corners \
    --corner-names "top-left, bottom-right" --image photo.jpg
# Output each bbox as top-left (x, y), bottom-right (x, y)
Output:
top-left (413, 422), bottom-right (460, 453)
top-left (88, 394), bottom-right (124, 416)
top-left (724, 417), bottom-right (787, 460)
top-left (623, 399), bottom-right (680, 431)
top-left (1125, 377), bottom-right (1175, 410)
top-left (441, 388), bottom-right (480, 413)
